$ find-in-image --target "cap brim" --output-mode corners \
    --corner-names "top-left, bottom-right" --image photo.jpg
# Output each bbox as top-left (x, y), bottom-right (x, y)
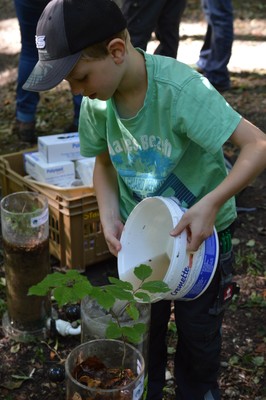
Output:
top-left (22, 52), bottom-right (81, 92)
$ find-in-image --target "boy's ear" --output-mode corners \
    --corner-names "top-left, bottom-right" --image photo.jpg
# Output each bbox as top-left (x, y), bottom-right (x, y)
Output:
top-left (107, 38), bottom-right (126, 64)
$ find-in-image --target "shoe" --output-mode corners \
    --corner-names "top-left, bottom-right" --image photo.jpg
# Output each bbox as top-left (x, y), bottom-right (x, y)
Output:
top-left (211, 83), bottom-right (231, 93)
top-left (196, 66), bottom-right (204, 74)
top-left (189, 64), bottom-right (204, 74)
top-left (13, 120), bottom-right (37, 144)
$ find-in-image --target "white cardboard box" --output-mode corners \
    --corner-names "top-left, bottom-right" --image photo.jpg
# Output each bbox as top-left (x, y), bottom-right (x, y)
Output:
top-left (75, 158), bottom-right (95, 187)
top-left (38, 133), bottom-right (83, 163)
top-left (24, 152), bottom-right (75, 187)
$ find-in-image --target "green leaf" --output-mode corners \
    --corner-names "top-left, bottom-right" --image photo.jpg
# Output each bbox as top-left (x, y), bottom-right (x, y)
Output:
top-left (253, 376), bottom-right (260, 384)
top-left (37, 276), bottom-right (92, 306)
top-left (121, 327), bottom-right (140, 343)
top-left (11, 343), bottom-right (20, 353)
top-left (105, 286), bottom-right (134, 301)
top-left (229, 355), bottom-right (239, 365)
top-left (28, 270), bottom-right (89, 297)
top-left (121, 323), bottom-right (146, 344)
top-left (134, 264), bottom-right (152, 281)
top-left (168, 321), bottom-right (177, 334)
top-left (134, 292), bottom-right (151, 302)
top-left (141, 281), bottom-right (170, 293)
top-left (28, 283), bottom-right (50, 296)
top-left (252, 356), bottom-right (264, 367)
top-left (62, 269), bottom-right (84, 280)
top-left (246, 239), bottom-right (255, 247)
top-left (108, 277), bottom-right (133, 290)
top-left (232, 238), bottom-right (240, 246)
top-left (133, 322), bottom-right (147, 335)
top-left (72, 280), bottom-right (93, 298)
top-left (53, 286), bottom-right (79, 307)
top-left (28, 272), bottom-right (60, 295)
top-left (47, 271), bottom-right (79, 286)
top-left (126, 303), bottom-right (139, 321)
top-left (167, 346), bottom-right (176, 355)
top-left (90, 287), bottom-right (116, 310)
top-left (0, 277), bottom-right (6, 287)
top-left (106, 322), bottom-right (122, 339)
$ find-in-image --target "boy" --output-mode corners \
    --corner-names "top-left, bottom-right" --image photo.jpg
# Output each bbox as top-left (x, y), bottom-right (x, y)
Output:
top-left (23, 0), bottom-right (266, 398)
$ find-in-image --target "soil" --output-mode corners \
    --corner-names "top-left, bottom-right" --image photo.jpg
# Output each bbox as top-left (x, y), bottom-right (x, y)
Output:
top-left (3, 238), bottom-right (50, 332)
top-left (0, 0), bottom-right (265, 399)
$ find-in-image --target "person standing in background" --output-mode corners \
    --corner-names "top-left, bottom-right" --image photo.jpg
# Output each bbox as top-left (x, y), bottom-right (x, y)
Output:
top-left (13, 0), bottom-right (82, 143)
top-left (121, 0), bottom-right (187, 58)
top-left (196, 0), bottom-right (234, 92)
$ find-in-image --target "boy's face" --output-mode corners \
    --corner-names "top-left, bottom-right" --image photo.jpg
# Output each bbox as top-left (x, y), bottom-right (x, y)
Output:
top-left (65, 54), bottom-right (123, 101)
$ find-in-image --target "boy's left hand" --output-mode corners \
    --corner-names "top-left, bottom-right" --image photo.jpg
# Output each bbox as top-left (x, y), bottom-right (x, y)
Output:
top-left (170, 198), bottom-right (218, 252)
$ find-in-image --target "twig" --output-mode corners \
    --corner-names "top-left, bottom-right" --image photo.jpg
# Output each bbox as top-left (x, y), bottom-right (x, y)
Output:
top-left (41, 340), bottom-right (64, 363)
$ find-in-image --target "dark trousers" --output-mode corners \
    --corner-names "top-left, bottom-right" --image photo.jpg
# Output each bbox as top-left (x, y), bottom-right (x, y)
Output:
top-left (146, 240), bottom-right (234, 400)
top-left (121, 0), bottom-right (186, 58)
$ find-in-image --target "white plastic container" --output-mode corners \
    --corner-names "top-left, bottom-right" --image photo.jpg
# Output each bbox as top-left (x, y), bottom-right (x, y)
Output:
top-left (118, 197), bottom-right (219, 302)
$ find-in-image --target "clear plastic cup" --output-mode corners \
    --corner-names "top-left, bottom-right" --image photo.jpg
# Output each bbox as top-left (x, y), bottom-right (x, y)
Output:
top-left (65, 339), bottom-right (145, 400)
top-left (1, 191), bottom-right (51, 341)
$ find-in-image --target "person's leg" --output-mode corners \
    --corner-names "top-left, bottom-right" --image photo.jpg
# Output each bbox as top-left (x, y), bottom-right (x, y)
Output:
top-left (121, 0), bottom-right (166, 51)
top-left (13, 0), bottom-right (50, 141)
top-left (146, 300), bottom-right (171, 400)
top-left (154, 0), bottom-right (187, 58)
top-left (174, 226), bottom-right (236, 400)
top-left (197, 0), bottom-right (234, 90)
top-left (14, 0), bottom-right (48, 124)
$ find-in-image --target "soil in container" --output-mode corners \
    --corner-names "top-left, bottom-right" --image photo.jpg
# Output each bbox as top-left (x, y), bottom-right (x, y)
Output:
top-left (3, 237), bottom-right (51, 331)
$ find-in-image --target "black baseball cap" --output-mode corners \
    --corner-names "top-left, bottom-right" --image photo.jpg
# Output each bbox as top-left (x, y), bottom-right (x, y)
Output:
top-left (23, 0), bottom-right (127, 92)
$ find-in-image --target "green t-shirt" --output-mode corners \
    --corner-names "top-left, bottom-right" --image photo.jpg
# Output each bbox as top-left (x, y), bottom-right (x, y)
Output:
top-left (79, 50), bottom-right (242, 232)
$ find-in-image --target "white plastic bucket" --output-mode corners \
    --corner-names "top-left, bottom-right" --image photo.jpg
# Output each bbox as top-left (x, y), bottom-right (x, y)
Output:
top-left (118, 197), bottom-right (219, 302)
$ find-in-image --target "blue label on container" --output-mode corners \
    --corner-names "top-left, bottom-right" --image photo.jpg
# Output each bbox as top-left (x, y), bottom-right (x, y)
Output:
top-left (31, 208), bottom-right (49, 228)
top-left (170, 266), bottom-right (190, 296)
top-left (183, 234), bottom-right (218, 299)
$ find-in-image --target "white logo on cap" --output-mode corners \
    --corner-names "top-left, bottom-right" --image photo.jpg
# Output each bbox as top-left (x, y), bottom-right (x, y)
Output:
top-left (35, 35), bottom-right (46, 49)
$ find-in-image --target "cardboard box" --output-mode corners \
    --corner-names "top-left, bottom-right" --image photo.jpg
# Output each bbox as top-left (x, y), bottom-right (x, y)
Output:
top-left (24, 152), bottom-right (75, 187)
top-left (75, 157), bottom-right (95, 187)
top-left (38, 133), bottom-right (83, 163)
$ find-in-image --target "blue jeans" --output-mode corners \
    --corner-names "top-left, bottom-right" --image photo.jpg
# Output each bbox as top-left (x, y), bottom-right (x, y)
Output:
top-left (14, 0), bottom-right (82, 124)
top-left (197, 0), bottom-right (234, 89)
top-left (122, 0), bottom-right (187, 58)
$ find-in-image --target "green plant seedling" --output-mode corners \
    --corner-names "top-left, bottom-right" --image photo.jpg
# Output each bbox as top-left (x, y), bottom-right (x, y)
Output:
top-left (29, 264), bottom-right (170, 345)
